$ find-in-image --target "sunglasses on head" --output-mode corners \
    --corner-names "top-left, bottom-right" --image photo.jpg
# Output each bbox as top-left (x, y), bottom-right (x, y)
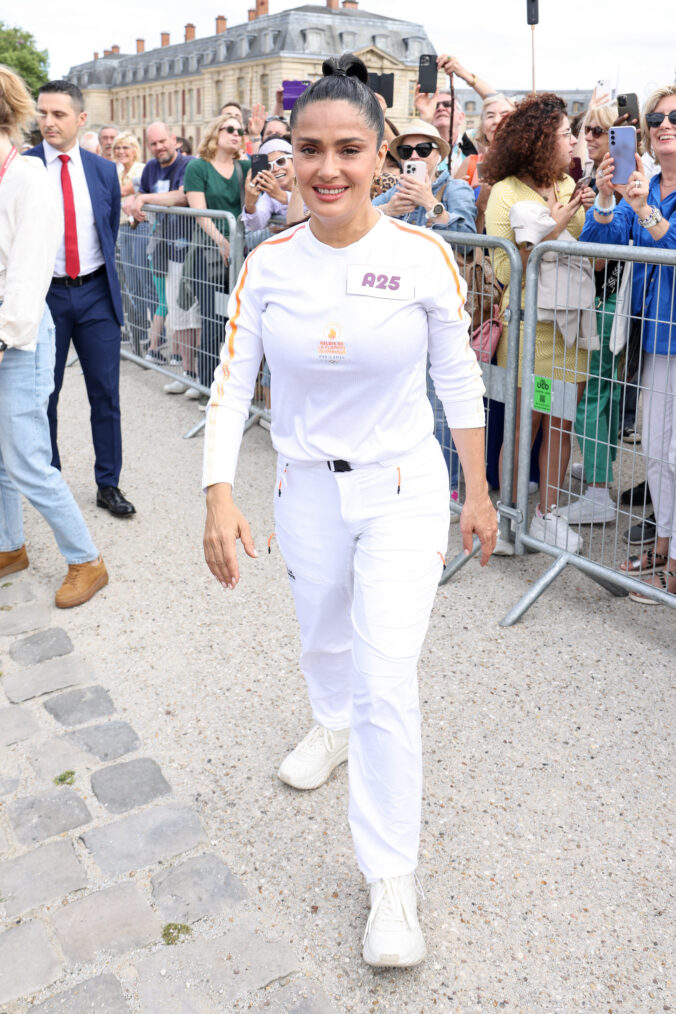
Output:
top-left (585, 125), bottom-right (608, 138)
top-left (268, 155), bottom-right (292, 168)
top-left (220, 125), bottom-right (245, 136)
top-left (645, 110), bottom-right (676, 128)
top-left (397, 142), bottom-right (438, 159)
top-left (265, 115), bottom-right (289, 124)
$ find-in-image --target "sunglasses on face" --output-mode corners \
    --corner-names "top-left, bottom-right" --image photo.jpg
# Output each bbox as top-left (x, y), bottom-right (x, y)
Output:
top-left (268, 155), bottom-right (292, 169)
top-left (397, 142), bottom-right (438, 159)
top-left (585, 125), bottom-right (608, 138)
top-left (435, 101), bottom-right (453, 111)
top-left (645, 110), bottom-right (676, 128)
top-left (220, 125), bottom-right (245, 136)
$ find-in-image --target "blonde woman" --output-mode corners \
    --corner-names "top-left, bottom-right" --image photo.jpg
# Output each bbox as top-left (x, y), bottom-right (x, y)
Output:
top-left (0, 65), bottom-right (107, 606)
top-left (112, 131), bottom-right (152, 353)
top-left (184, 115), bottom-right (251, 386)
top-left (113, 131), bottom-right (144, 203)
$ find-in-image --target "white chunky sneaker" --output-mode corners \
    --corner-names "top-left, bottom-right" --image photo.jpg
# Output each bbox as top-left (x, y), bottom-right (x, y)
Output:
top-left (362, 874), bottom-right (426, 968)
top-left (558, 495), bottom-right (616, 525)
top-left (277, 724), bottom-right (349, 790)
top-left (570, 462), bottom-right (584, 481)
top-left (529, 506), bottom-right (582, 554)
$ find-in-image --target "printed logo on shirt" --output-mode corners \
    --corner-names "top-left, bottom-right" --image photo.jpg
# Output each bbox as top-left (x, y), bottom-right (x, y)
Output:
top-left (346, 264), bottom-right (414, 300)
top-left (318, 324), bottom-right (346, 364)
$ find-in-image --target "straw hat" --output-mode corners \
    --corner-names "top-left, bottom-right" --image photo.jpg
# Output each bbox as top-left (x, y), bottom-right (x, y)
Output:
top-left (388, 118), bottom-right (450, 163)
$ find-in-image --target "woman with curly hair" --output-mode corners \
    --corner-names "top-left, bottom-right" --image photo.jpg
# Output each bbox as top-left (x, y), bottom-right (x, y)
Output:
top-left (484, 92), bottom-right (595, 553)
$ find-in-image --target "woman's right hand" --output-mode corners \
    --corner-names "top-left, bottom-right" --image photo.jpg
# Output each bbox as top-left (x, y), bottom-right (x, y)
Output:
top-left (204, 484), bottom-right (257, 589)
top-left (414, 83), bottom-right (438, 123)
top-left (595, 152), bottom-right (616, 203)
top-left (383, 188), bottom-right (417, 217)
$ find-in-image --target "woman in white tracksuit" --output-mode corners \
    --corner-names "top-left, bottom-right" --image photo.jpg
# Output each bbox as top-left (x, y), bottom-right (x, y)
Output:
top-left (203, 55), bottom-right (497, 968)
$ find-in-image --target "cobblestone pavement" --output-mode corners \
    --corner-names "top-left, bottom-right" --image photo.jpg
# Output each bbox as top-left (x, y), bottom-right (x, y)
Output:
top-left (0, 589), bottom-right (332, 1012)
top-left (1, 359), bottom-right (674, 1013)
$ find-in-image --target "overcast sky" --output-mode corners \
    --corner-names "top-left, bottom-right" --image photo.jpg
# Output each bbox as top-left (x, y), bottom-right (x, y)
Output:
top-left (23, 0), bottom-right (676, 102)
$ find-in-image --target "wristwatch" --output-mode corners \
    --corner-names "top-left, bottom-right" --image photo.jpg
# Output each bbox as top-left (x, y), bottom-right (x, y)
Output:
top-left (0, 339), bottom-right (8, 353)
top-left (637, 206), bottom-right (663, 229)
top-left (426, 202), bottom-right (445, 221)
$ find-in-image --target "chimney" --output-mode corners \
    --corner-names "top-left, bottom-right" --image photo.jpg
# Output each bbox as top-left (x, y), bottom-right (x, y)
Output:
top-left (184, 23), bottom-right (196, 42)
top-left (326, 0), bottom-right (339, 8)
top-left (103, 49), bottom-right (112, 57)
top-left (256, 0), bottom-right (269, 15)
top-left (93, 51), bottom-right (99, 60)
top-left (161, 32), bottom-right (170, 47)
top-left (248, 9), bottom-right (256, 21)
top-left (215, 15), bottom-right (227, 33)
top-left (136, 38), bottom-right (145, 53)
top-left (111, 44), bottom-right (120, 54)
top-left (342, 0), bottom-right (359, 7)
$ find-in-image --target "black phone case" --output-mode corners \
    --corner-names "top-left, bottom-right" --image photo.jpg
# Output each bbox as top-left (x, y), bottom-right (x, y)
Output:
top-left (617, 93), bottom-right (640, 123)
top-left (251, 155), bottom-right (270, 179)
top-left (418, 55), bottom-right (437, 93)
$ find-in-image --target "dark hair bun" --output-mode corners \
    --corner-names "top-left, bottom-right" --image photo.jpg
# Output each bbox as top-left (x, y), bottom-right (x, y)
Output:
top-left (322, 54), bottom-right (369, 85)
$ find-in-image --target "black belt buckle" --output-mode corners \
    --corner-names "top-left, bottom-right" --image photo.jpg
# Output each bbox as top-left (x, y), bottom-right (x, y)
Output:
top-left (327, 459), bottom-right (352, 472)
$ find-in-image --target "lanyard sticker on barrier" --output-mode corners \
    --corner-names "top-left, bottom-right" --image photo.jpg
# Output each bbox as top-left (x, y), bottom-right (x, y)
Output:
top-left (533, 375), bottom-right (552, 413)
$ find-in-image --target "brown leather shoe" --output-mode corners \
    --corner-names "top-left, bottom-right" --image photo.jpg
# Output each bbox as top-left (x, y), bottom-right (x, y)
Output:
top-left (0, 545), bottom-right (29, 579)
top-left (55, 557), bottom-right (109, 609)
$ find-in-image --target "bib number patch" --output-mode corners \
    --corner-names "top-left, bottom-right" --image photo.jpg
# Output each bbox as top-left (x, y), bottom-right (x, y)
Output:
top-left (346, 265), bottom-right (413, 300)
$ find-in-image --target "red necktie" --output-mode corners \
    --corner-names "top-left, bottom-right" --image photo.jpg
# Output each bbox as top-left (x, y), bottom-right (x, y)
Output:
top-left (58, 154), bottom-right (80, 279)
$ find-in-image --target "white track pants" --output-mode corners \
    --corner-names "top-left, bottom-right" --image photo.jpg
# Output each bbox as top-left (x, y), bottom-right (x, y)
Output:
top-left (642, 352), bottom-right (676, 549)
top-left (274, 436), bottom-right (450, 883)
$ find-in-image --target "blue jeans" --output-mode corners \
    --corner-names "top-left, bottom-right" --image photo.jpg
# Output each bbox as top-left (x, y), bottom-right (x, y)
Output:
top-left (0, 307), bottom-right (99, 563)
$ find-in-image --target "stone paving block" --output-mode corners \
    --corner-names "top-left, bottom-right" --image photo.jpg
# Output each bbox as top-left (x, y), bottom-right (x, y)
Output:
top-left (0, 705), bottom-right (40, 747)
top-left (91, 758), bottom-right (171, 814)
top-left (32, 974), bottom-right (130, 1013)
top-left (28, 736), bottom-right (95, 782)
top-left (82, 803), bottom-right (206, 875)
top-left (250, 980), bottom-right (337, 1014)
top-left (0, 920), bottom-right (62, 1006)
top-left (0, 581), bottom-right (35, 608)
top-left (135, 915), bottom-right (300, 1013)
top-left (9, 627), bottom-right (73, 667)
top-left (53, 882), bottom-right (161, 964)
top-left (0, 824), bottom-right (8, 857)
top-left (0, 839), bottom-right (87, 918)
top-left (3, 654), bottom-right (93, 704)
top-left (151, 852), bottom-right (247, 923)
top-left (44, 686), bottom-right (115, 727)
top-left (7, 788), bottom-right (92, 846)
top-left (0, 775), bottom-right (19, 796)
top-left (0, 602), bottom-right (51, 638)
top-left (67, 720), bottom-right (140, 761)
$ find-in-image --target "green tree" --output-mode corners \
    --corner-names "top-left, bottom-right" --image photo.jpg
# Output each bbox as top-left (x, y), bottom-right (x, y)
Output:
top-left (0, 22), bottom-right (49, 96)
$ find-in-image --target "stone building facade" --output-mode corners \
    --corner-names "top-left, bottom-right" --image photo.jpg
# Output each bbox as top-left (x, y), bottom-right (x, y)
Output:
top-left (66, 0), bottom-right (439, 155)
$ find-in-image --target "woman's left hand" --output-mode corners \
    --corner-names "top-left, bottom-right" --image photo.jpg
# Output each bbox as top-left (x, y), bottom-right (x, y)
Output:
top-left (217, 235), bottom-right (230, 264)
top-left (396, 173), bottom-right (435, 212)
top-left (578, 185), bottom-right (596, 210)
top-left (617, 154), bottom-right (651, 216)
top-left (248, 102), bottom-right (266, 138)
top-left (460, 493), bottom-right (498, 566)
top-left (255, 168), bottom-right (286, 204)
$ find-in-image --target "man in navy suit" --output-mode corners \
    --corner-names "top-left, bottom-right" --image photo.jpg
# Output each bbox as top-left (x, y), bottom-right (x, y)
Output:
top-left (28, 80), bottom-right (135, 517)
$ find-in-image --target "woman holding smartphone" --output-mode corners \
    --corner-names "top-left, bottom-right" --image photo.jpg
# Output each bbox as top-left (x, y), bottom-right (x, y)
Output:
top-left (203, 54), bottom-right (496, 967)
top-left (582, 85), bottom-right (676, 602)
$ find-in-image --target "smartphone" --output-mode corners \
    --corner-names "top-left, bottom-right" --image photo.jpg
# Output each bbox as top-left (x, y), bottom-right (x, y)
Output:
top-left (594, 78), bottom-right (613, 102)
top-left (476, 162), bottom-right (485, 182)
top-left (418, 54), bottom-right (437, 94)
top-left (568, 175), bottom-right (592, 203)
top-left (617, 92), bottom-right (640, 124)
top-left (609, 125), bottom-right (637, 184)
top-left (569, 156), bottom-right (583, 182)
top-left (251, 153), bottom-right (270, 180)
top-left (402, 160), bottom-right (427, 182)
top-left (281, 80), bottom-right (311, 111)
top-left (367, 72), bottom-right (394, 109)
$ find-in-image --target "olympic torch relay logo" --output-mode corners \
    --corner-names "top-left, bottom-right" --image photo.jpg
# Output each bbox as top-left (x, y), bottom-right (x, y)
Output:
top-left (318, 324), bottom-right (346, 364)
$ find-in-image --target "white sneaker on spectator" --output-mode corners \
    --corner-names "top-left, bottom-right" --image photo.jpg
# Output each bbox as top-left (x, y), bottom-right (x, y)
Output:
top-left (493, 536), bottom-right (515, 556)
top-left (362, 874), bottom-right (426, 968)
top-left (184, 386), bottom-right (201, 400)
top-left (529, 506), bottom-right (582, 554)
top-left (558, 495), bottom-right (616, 525)
top-left (169, 354), bottom-right (183, 367)
top-left (277, 724), bottom-right (349, 790)
top-left (528, 480), bottom-right (539, 495)
top-left (570, 462), bottom-right (584, 481)
top-left (164, 379), bottom-right (187, 394)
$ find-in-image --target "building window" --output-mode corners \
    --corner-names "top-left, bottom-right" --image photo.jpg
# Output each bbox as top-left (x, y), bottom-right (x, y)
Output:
top-left (303, 28), bottom-right (324, 53)
top-left (466, 101), bottom-right (476, 113)
top-left (143, 95), bottom-right (147, 119)
top-left (573, 101), bottom-right (582, 112)
top-left (168, 92), bottom-right (173, 116)
top-left (155, 94), bottom-right (160, 117)
top-left (132, 96), bottom-right (136, 120)
top-left (196, 88), bottom-right (201, 116)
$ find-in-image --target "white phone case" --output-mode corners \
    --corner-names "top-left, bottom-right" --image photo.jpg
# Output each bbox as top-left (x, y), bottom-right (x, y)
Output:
top-left (402, 160), bottom-right (427, 182)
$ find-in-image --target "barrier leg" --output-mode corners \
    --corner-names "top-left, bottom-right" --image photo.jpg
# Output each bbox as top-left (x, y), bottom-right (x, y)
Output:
top-left (499, 554), bottom-right (568, 626)
top-left (439, 535), bottom-right (481, 586)
top-left (183, 418), bottom-right (206, 440)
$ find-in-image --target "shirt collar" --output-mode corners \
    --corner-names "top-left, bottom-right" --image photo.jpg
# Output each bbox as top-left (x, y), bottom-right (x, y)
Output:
top-left (43, 138), bottom-right (82, 168)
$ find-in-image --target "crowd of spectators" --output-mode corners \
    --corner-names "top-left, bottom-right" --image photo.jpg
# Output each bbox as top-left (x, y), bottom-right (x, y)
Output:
top-left (2, 53), bottom-right (675, 604)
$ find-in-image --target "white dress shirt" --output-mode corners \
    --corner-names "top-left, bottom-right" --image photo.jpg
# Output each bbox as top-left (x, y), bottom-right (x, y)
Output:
top-left (43, 139), bottom-right (104, 277)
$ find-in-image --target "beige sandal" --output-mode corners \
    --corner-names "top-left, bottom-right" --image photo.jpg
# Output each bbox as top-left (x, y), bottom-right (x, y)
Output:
top-left (629, 570), bottom-right (676, 604)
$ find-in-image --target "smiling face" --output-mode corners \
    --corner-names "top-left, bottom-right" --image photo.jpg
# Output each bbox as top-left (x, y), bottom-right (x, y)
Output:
top-left (584, 117), bottom-right (609, 166)
top-left (265, 149), bottom-right (294, 190)
top-left (397, 133), bottom-right (441, 181)
top-left (113, 141), bottom-right (134, 170)
top-left (292, 99), bottom-right (386, 240)
top-left (650, 93), bottom-right (676, 163)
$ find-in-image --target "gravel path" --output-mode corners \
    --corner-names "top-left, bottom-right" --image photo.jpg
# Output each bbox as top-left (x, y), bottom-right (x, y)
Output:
top-left (6, 356), bottom-right (674, 1013)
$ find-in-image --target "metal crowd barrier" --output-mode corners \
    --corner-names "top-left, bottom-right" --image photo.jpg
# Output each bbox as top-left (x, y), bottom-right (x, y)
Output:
top-left (502, 238), bottom-right (676, 623)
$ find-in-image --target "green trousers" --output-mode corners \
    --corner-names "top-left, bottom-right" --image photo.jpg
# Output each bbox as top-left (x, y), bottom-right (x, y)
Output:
top-left (574, 293), bottom-right (621, 485)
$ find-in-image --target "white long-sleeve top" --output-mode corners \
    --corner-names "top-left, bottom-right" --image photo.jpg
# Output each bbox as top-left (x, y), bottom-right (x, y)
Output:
top-left (203, 213), bottom-right (485, 488)
top-left (0, 155), bottom-right (62, 351)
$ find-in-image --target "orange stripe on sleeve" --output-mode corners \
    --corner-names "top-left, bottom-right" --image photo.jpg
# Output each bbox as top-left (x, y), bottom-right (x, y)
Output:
top-left (391, 220), bottom-right (465, 319)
